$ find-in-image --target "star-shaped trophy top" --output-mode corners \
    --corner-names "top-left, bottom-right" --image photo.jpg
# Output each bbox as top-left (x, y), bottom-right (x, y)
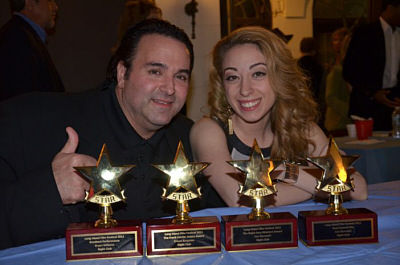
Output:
top-left (307, 138), bottom-right (359, 192)
top-left (74, 144), bottom-right (135, 203)
top-left (228, 139), bottom-right (281, 196)
top-left (152, 141), bottom-right (209, 201)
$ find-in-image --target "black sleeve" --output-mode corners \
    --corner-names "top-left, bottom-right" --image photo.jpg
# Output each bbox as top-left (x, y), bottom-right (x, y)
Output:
top-left (0, 25), bottom-right (38, 101)
top-left (0, 98), bottom-right (73, 249)
top-left (0, 159), bottom-right (71, 249)
top-left (342, 25), bottom-right (382, 98)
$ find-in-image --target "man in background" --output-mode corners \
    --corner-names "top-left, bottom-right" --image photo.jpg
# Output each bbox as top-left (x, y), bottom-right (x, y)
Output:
top-left (298, 37), bottom-right (324, 128)
top-left (0, 0), bottom-right (64, 102)
top-left (343, 0), bottom-right (400, 130)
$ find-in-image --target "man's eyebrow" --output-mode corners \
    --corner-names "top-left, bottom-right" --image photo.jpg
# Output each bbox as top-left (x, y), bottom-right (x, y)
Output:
top-left (178, 69), bottom-right (190, 75)
top-left (145, 62), bottom-right (166, 68)
top-left (145, 62), bottom-right (190, 75)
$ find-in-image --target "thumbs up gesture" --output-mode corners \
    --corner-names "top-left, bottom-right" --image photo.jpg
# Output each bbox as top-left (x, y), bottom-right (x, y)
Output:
top-left (52, 127), bottom-right (97, 205)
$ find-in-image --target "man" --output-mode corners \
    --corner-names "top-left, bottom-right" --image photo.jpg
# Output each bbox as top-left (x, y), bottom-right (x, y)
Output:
top-left (0, 0), bottom-right (64, 102)
top-left (0, 19), bottom-right (223, 249)
top-left (343, 0), bottom-right (400, 130)
top-left (297, 37), bottom-right (324, 128)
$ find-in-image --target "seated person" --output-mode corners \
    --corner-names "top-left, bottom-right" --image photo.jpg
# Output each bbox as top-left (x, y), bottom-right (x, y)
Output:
top-left (190, 26), bottom-right (367, 207)
top-left (0, 19), bottom-right (222, 250)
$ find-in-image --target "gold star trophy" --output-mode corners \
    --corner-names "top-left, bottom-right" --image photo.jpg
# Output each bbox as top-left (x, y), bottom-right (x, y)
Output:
top-left (221, 139), bottom-right (298, 251)
top-left (66, 144), bottom-right (143, 261)
top-left (298, 138), bottom-right (378, 246)
top-left (146, 141), bottom-right (221, 256)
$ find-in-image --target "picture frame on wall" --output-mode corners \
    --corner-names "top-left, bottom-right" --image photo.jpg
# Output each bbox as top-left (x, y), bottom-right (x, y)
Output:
top-left (220, 0), bottom-right (272, 37)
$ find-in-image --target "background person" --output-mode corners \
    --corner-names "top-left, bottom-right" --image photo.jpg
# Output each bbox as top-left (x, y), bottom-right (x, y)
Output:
top-left (343, 0), bottom-right (400, 130)
top-left (297, 37), bottom-right (324, 129)
top-left (0, 0), bottom-right (64, 102)
top-left (324, 27), bottom-right (352, 136)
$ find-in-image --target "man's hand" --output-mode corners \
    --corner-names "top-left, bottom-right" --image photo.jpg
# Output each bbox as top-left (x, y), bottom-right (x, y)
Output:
top-left (373, 90), bottom-right (400, 108)
top-left (52, 127), bottom-right (97, 205)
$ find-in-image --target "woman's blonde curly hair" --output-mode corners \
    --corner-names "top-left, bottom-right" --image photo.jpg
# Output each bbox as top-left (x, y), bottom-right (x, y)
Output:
top-left (208, 26), bottom-right (319, 160)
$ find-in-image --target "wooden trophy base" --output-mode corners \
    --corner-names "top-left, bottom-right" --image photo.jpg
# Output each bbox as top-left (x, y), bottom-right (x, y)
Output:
top-left (65, 220), bottom-right (143, 261)
top-left (222, 212), bottom-right (298, 251)
top-left (298, 208), bottom-right (378, 246)
top-left (146, 216), bottom-right (221, 256)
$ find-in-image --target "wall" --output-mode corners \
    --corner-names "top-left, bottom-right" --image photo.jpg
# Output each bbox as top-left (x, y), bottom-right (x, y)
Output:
top-left (0, 0), bottom-right (315, 122)
top-left (158, 0), bottom-right (221, 122)
top-left (271, 0), bottom-right (314, 58)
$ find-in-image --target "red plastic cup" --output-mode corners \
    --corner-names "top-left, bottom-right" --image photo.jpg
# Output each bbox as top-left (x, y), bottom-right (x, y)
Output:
top-left (355, 119), bottom-right (373, 140)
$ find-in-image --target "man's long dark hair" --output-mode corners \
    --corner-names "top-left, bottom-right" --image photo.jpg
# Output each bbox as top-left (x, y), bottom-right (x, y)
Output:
top-left (107, 19), bottom-right (194, 82)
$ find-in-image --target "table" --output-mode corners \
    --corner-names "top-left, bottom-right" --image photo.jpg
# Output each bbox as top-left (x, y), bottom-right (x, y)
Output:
top-left (1, 181), bottom-right (399, 265)
top-left (335, 135), bottom-right (400, 184)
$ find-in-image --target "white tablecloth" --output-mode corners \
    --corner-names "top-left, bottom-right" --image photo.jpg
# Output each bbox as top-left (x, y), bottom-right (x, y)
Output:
top-left (1, 181), bottom-right (399, 265)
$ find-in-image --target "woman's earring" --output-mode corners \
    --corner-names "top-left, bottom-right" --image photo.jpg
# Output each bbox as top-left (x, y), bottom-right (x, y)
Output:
top-left (228, 106), bottom-right (233, 135)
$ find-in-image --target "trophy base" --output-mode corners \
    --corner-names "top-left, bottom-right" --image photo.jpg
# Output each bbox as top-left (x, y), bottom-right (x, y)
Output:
top-left (222, 212), bottom-right (298, 251)
top-left (65, 220), bottom-right (143, 261)
top-left (298, 208), bottom-right (378, 246)
top-left (146, 216), bottom-right (221, 256)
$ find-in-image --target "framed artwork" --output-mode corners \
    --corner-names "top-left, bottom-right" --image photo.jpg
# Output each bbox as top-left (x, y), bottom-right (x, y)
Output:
top-left (220, 0), bottom-right (272, 37)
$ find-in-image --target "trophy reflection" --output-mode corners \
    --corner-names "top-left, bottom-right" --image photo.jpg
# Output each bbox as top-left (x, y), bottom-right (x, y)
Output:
top-left (65, 144), bottom-right (143, 260)
top-left (146, 141), bottom-right (221, 256)
top-left (298, 137), bottom-right (378, 246)
top-left (222, 139), bottom-right (298, 251)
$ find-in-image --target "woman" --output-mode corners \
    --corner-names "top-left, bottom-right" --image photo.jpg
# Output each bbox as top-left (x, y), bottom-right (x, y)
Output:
top-left (324, 28), bottom-right (352, 135)
top-left (190, 26), bottom-right (367, 207)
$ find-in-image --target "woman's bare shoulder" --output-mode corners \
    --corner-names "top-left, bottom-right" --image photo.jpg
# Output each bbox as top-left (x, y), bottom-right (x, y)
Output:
top-left (190, 117), bottom-right (227, 151)
top-left (308, 122), bottom-right (329, 156)
top-left (191, 117), bottom-right (224, 137)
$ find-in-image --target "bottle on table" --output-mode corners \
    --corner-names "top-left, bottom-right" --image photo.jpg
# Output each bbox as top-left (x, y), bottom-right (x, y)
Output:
top-left (392, 107), bottom-right (400, 138)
